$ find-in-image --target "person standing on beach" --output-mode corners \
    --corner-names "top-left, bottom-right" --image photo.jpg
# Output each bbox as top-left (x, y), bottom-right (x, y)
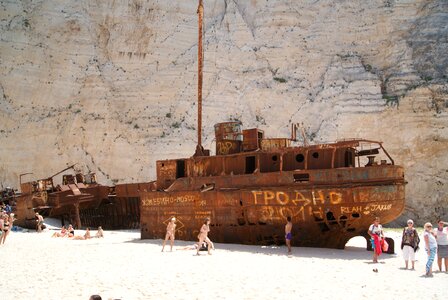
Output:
top-left (401, 219), bottom-right (419, 270)
top-left (162, 217), bottom-right (177, 252)
top-left (434, 220), bottom-right (448, 272)
top-left (35, 212), bottom-right (44, 232)
top-left (285, 216), bottom-right (293, 255)
top-left (368, 217), bottom-right (384, 263)
top-left (196, 217), bottom-right (214, 255)
top-left (0, 214), bottom-right (10, 244)
top-left (423, 222), bottom-right (437, 277)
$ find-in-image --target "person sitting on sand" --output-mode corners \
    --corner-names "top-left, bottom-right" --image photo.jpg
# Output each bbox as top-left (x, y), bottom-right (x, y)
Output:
top-left (162, 217), bottom-right (176, 252)
top-left (52, 226), bottom-right (68, 238)
top-left (67, 224), bottom-right (75, 238)
top-left (95, 226), bottom-right (104, 238)
top-left (35, 212), bottom-right (44, 233)
top-left (196, 217), bottom-right (214, 255)
top-left (72, 228), bottom-right (91, 240)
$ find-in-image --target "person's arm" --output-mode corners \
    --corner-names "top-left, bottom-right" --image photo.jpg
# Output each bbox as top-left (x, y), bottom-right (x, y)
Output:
top-left (424, 233), bottom-right (430, 254)
top-left (368, 225), bottom-right (373, 238)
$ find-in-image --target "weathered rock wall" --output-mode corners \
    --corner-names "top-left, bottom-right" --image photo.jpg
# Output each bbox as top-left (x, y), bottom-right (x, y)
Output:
top-left (0, 0), bottom-right (447, 225)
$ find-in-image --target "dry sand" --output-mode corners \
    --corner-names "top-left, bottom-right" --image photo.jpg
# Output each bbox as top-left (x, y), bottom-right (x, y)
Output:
top-left (0, 228), bottom-right (446, 300)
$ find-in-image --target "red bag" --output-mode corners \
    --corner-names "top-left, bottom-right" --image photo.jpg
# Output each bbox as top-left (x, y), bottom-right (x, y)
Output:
top-left (382, 239), bottom-right (389, 252)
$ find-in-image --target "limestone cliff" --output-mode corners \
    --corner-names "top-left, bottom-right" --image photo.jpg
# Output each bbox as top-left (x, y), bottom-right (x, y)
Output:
top-left (0, 0), bottom-right (447, 224)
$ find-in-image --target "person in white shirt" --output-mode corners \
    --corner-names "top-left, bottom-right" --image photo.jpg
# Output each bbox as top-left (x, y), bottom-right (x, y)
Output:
top-left (423, 222), bottom-right (437, 277)
top-left (368, 217), bottom-right (384, 263)
top-left (434, 219), bottom-right (448, 272)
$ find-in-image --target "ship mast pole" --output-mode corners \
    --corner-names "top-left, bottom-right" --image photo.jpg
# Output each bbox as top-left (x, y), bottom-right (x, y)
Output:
top-left (195, 0), bottom-right (204, 156)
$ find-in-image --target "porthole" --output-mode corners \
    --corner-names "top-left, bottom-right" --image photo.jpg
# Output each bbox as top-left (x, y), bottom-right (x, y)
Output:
top-left (312, 152), bottom-right (319, 159)
top-left (272, 155), bottom-right (278, 161)
top-left (296, 154), bottom-right (304, 162)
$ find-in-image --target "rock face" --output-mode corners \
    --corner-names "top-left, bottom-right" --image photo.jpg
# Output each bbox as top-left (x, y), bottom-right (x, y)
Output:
top-left (0, 0), bottom-right (447, 225)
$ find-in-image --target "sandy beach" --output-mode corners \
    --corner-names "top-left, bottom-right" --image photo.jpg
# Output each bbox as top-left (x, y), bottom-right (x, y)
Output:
top-left (0, 228), bottom-right (445, 300)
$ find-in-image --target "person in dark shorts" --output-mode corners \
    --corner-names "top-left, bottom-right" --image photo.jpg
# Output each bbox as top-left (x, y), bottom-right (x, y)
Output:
top-left (285, 216), bottom-right (293, 254)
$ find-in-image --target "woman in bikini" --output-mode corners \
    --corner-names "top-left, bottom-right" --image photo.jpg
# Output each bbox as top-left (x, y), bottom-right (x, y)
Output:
top-left (162, 217), bottom-right (176, 252)
top-left (196, 217), bottom-right (214, 255)
top-left (52, 226), bottom-right (68, 238)
top-left (1, 214), bottom-right (10, 244)
top-left (67, 224), bottom-right (75, 238)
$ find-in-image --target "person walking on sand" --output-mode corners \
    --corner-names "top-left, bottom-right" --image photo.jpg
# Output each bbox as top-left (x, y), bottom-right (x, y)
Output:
top-left (423, 222), bottom-right (437, 277)
top-left (162, 217), bottom-right (176, 252)
top-left (35, 212), bottom-right (44, 232)
top-left (285, 216), bottom-right (293, 255)
top-left (368, 217), bottom-right (384, 263)
top-left (196, 217), bottom-right (214, 255)
top-left (434, 220), bottom-right (448, 272)
top-left (401, 219), bottom-right (420, 270)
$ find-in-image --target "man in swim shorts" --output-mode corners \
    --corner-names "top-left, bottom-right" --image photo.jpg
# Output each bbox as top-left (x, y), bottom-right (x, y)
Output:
top-left (285, 216), bottom-right (293, 254)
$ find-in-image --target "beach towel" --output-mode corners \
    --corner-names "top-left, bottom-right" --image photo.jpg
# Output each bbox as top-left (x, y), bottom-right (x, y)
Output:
top-left (373, 235), bottom-right (382, 256)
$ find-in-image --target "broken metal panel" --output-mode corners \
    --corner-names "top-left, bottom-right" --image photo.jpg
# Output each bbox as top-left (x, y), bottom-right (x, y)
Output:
top-left (156, 160), bottom-right (177, 189)
top-left (242, 128), bottom-right (263, 152)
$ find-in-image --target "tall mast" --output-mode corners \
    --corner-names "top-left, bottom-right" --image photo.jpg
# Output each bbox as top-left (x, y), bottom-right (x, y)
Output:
top-left (195, 0), bottom-right (204, 156)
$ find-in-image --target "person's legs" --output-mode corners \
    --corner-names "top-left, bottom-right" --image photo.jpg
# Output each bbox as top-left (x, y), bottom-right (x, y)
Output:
top-left (403, 246), bottom-right (409, 269)
top-left (437, 254), bottom-right (442, 271)
top-left (286, 239), bottom-right (291, 254)
top-left (3, 231), bottom-right (9, 244)
top-left (205, 237), bottom-right (213, 255)
top-left (169, 235), bottom-right (174, 251)
top-left (162, 233), bottom-right (169, 252)
top-left (196, 237), bottom-right (205, 255)
top-left (426, 247), bottom-right (436, 275)
top-left (409, 246), bottom-right (415, 270)
top-left (443, 257), bottom-right (448, 272)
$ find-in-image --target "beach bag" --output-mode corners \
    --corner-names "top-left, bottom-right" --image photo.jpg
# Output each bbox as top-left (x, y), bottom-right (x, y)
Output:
top-left (382, 239), bottom-right (389, 252)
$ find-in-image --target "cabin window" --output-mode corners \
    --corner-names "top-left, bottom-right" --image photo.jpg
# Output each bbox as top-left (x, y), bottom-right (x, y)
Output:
top-left (296, 154), bottom-right (304, 162)
top-left (176, 160), bottom-right (185, 178)
top-left (245, 156), bottom-right (256, 174)
top-left (293, 173), bottom-right (309, 182)
top-left (312, 152), bottom-right (319, 159)
top-left (272, 155), bottom-right (278, 161)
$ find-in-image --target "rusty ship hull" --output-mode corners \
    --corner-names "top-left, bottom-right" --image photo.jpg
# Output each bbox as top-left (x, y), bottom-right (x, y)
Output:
top-left (140, 126), bottom-right (406, 249)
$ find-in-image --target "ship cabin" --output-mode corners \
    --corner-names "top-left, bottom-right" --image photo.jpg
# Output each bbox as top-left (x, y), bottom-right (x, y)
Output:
top-left (155, 122), bottom-right (395, 190)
